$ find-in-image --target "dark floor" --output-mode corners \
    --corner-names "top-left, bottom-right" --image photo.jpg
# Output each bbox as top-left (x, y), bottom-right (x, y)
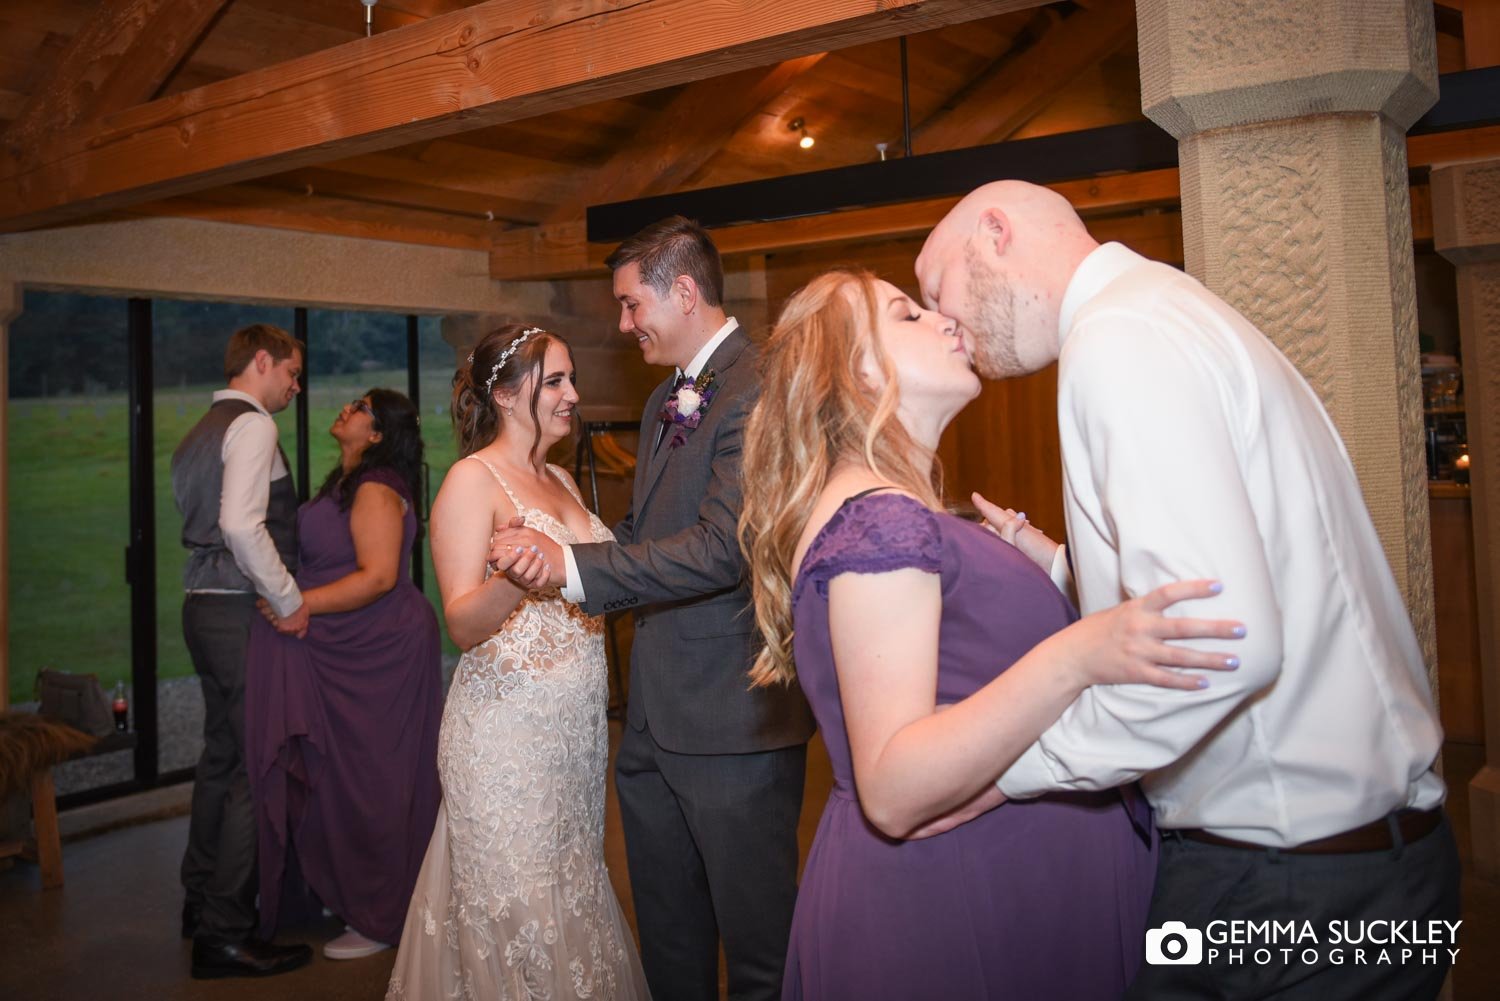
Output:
top-left (0, 735), bottom-right (1494, 1000)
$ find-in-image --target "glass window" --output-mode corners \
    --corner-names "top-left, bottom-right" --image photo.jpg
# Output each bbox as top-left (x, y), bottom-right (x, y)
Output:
top-left (6, 291), bottom-right (133, 795)
top-left (418, 321), bottom-right (460, 668)
top-left (152, 299), bottom-right (296, 777)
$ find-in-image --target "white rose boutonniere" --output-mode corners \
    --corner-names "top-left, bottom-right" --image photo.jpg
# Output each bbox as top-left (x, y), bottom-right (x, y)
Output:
top-left (658, 369), bottom-right (719, 449)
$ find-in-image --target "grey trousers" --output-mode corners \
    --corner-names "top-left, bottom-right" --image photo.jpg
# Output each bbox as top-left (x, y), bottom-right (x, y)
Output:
top-left (179, 593), bottom-right (260, 944)
top-left (615, 720), bottom-right (806, 1001)
top-left (1126, 813), bottom-right (1461, 1001)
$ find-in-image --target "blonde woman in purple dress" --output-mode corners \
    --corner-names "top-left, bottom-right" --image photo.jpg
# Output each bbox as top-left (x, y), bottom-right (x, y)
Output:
top-left (739, 270), bottom-right (1244, 1000)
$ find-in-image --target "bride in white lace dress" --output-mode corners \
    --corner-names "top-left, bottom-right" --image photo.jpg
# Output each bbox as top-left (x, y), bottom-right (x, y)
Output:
top-left (388, 325), bottom-right (649, 1001)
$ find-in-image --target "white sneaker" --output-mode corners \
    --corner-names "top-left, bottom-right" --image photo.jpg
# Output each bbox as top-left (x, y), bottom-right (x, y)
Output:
top-left (323, 927), bottom-right (391, 960)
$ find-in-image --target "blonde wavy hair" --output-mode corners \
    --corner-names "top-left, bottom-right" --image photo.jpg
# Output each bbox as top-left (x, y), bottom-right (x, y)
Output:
top-left (739, 268), bottom-right (944, 688)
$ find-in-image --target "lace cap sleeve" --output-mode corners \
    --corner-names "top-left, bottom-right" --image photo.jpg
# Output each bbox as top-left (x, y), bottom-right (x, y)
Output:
top-left (801, 493), bottom-right (943, 596)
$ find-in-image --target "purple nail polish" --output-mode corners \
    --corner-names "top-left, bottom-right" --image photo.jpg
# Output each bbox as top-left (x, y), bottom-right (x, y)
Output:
top-left (1231, 625), bottom-right (1247, 638)
top-left (1196, 677), bottom-right (1210, 689)
top-left (1209, 581), bottom-right (1224, 594)
top-left (1225, 656), bottom-right (1240, 669)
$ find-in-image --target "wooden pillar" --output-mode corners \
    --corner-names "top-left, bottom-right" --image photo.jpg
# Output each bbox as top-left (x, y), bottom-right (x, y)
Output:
top-left (725, 254), bottom-right (771, 340)
top-left (1433, 159), bottom-right (1500, 877)
top-left (1460, 0), bottom-right (1500, 69)
top-left (1137, 0), bottom-right (1441, 686)
top-left (0, 282), bottom-right (18, 711)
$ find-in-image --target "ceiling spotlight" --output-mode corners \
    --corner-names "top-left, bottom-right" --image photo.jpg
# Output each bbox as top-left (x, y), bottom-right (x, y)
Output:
top-left (789, 117), bottom-right (815, 150)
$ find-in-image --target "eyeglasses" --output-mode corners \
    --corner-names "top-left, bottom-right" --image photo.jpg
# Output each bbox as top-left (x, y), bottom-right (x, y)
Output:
top-left (348, 398), bottom-right (373, 416)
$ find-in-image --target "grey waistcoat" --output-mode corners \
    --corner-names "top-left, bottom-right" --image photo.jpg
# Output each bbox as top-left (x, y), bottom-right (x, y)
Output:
top-left (172, 398), bottom-right (298, 592)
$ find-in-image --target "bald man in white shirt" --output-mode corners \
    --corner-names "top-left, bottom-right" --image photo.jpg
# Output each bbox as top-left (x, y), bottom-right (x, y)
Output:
top-left (916, 181), bottom-right (1460, 1000)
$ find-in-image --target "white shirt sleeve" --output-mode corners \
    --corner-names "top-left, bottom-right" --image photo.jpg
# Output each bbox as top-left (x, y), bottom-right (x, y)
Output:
top-left (219, 412), bottom-right (302, 618)
top-left (998, 316), bottom-right (1285, 798)
top-left (561, 545), bottom-right (586, 604)
top-left (1048, 544), bottom-right (1074, 602)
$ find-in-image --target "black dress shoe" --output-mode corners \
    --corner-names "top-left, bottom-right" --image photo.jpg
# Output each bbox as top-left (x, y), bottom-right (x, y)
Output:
top-left (181, 900), bottom-right (202, 940)
top-left (191, 938), bottom-right (313, 979)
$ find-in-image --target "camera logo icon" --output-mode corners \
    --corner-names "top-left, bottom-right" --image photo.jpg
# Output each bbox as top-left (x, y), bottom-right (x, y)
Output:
top-left (1145, 921), bottom-right (1204, 965)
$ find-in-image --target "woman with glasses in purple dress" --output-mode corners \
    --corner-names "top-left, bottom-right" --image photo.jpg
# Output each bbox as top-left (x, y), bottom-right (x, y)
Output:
top-left (246, 388), bottom-right (443, 962)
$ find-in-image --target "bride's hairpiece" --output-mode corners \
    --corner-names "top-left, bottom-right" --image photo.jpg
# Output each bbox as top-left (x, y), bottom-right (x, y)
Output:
top-left (483, 327), bottom-right (545, 396)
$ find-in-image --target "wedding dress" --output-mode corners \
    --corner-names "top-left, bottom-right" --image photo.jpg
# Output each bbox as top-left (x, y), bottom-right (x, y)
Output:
top-left (387, 458), bottom-right (649, 1001)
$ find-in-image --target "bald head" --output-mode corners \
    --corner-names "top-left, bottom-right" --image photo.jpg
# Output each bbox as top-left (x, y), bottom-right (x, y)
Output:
top-left (915, 181), bottom-right (1099, 379)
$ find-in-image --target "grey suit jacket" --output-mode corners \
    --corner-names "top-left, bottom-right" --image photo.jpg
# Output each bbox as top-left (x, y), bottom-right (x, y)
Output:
top-left (572, 326), bottom-right (814, 755)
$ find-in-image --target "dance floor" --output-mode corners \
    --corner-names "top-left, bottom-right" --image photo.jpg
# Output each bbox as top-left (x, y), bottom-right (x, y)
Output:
top-left (1, 733), bottom-right (1495, 1000)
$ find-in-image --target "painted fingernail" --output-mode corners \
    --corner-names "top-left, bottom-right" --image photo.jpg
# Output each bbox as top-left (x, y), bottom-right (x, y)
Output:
top-left (1231, 625), bottom-right (1247, 638)
top-left (1196, 677), bottom-right (1211, 689)
top-left (515, 546), bottom-right (524, 553)
top-left (530, 545), bottom-right (539, 553)
top-left (1209, 581), bottom-right (1223, 594)
top-left (1224, 656), bottom-right (1240, 669)
top-left (1016, 512), bottom-right (1026, 521)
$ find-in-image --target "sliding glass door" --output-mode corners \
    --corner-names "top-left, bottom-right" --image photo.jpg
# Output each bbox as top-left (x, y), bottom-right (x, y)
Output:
top-left (5, 293), bottom-right (445, 806)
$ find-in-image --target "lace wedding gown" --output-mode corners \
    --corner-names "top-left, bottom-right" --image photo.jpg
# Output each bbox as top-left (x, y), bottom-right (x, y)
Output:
top-left (387, 459), bottom-right (650, 1001)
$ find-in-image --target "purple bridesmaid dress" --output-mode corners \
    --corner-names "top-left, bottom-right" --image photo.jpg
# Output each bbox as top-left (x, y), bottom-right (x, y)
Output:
top-left (246, 467), bottom-right (444, 946)
top-left (783, 493), bottom-right (1155, 1001)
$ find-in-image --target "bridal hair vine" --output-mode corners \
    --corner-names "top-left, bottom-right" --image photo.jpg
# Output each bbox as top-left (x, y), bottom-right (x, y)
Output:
top-left (483, 327), bottom-right (546, 396)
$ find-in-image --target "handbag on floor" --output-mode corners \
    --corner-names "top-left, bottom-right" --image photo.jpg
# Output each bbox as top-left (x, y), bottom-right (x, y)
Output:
top-left (35, 668), bottom-right (115, 738)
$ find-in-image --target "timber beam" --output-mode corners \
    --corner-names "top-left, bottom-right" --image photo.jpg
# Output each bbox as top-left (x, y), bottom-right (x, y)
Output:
top-left (0, 0), bottom-right (1043, 233)
top-left (489, 122), bottom-right (1500, 281)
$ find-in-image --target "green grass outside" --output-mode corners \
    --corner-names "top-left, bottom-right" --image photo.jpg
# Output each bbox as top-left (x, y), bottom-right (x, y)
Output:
top-left (7, 369), bottom-right (461, 704)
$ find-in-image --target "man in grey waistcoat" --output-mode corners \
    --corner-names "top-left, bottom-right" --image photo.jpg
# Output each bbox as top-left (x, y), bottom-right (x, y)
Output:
top-left (492, 217), bottom-right (814, 1001)
top-left (171, 323), bottom-right (312, 979)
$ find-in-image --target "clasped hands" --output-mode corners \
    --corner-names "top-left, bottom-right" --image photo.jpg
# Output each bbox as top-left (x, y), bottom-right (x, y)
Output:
top-left (256, 599), bottom-right (310, 638)
top-left (488, 516), bottom-right (566, 591)
top-left (484, 493), bottom-right (1052, 594)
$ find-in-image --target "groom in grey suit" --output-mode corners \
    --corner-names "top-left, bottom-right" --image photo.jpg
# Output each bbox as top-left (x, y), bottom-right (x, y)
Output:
top-left (493, 216), bottom-right (814, 1001)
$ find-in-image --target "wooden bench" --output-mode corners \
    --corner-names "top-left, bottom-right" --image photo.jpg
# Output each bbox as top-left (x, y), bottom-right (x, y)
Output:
top-left (0, 714), bottom-right (130, 889)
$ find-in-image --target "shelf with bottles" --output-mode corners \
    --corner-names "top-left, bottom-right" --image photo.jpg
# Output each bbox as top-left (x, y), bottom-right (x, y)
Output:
top-left (1422, 354), bottom-right (1467, 483)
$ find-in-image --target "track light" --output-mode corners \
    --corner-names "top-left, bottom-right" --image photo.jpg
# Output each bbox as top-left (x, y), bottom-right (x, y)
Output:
top-left (789, 117), bottom-right (815, 150)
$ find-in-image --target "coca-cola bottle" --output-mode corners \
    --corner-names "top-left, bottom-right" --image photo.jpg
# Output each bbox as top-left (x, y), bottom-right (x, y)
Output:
top-left (112, 681), bottom-right (129, 732)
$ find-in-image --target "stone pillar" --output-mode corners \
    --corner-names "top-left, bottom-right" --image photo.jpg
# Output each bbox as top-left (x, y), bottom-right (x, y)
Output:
top-left (1433, 159), bottom-right (1500, 877)
top-left (0, 282), bottom-right (18, 710)
top-left (1137, 0), bottom-right (1441, 681)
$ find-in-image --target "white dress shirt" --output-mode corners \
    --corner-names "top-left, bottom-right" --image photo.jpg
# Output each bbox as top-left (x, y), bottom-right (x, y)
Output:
top-left (996, 243), bottom-right (1445, 846)
top-left (195, 389), bottom-right (302, 617)
top-left (561, 317), bottom-right (738, 603)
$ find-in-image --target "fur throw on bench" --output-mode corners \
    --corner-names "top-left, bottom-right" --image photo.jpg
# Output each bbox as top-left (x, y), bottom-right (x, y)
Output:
top-left (0, 712), bottom-right (97, 798)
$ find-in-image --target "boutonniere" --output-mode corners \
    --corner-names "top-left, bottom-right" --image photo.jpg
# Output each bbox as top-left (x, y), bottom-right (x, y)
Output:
top-left (658, 369), bottom-right (718, 449)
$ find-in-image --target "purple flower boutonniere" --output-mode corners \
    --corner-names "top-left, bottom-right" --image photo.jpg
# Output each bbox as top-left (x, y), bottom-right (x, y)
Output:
top-left (658, 369), bottom-right (718, 449)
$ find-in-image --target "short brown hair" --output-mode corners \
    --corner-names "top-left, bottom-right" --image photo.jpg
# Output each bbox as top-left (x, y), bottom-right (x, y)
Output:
top-left (224, 323), bottom-right (301, 379)
top-left (604, 215), bottom-right (724, 307)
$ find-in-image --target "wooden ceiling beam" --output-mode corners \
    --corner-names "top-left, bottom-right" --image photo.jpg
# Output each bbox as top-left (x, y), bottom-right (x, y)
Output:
top-left (1457, 0), bottom-right (1500, 67)
top-left (120, 184), bottom-right (495, 250)
top-left (489, 114), bottom-right (1495, 282)
top-left (2, 0), bottom-right (229, 161)
top-left (490, 167), bottom-right (1183, 279)
top-left (313, 149), bottom-right (565, 216)
top-left (550, 54), bottom-right (828, 222)
top-left (0, 0), bottom-right (1043, 233)
top-left (912, 0), bottom-right (1135, 154)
